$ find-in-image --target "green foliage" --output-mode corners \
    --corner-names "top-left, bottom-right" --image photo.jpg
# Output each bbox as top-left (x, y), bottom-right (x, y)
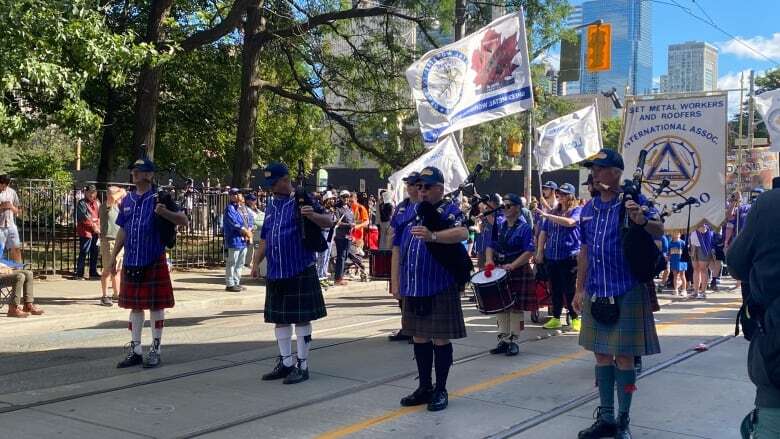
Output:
top-left (0, 0), bottom-right (151, 142)
top-left (601, 117), bottom-right (622, 150)
top-left (6, 126), bottom-right (76, 189)
top-left (756, 68), bottom-right (780, 92)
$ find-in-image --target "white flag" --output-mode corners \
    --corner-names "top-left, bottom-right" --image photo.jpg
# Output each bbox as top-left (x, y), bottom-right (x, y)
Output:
top-left (388, 135), bottom-right (469, 204)
top-left (755, 88), bottom-right (780, 152)
top-left (406, 11), bottom-right (533, 145)
top-left (535, 105), bottom-right (601, 172)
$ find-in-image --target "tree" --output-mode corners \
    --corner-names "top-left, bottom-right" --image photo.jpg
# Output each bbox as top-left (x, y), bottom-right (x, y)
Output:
top-left (601, 117), bottom-right (622, 149)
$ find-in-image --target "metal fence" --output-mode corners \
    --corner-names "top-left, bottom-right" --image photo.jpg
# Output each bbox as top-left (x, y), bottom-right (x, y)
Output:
top-left (8, 179), bottom-right (229, 275)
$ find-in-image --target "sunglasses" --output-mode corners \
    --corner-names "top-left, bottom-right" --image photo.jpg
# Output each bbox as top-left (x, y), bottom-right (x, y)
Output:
top-left (415, 184), bottom-right (438, 190)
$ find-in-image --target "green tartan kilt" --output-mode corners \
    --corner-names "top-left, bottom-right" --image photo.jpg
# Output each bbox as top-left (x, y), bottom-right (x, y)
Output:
top-left (401, 285), bottom-right (467, 340)
top-left (579, 283), bottom-right (661, 357)
top-left (264, 265), bottom-right (327, 324)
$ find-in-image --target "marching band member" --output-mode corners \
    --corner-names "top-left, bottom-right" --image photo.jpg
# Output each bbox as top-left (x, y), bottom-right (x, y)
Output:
top-left (535, 183), bottom-right (582, 331)
top-left (387, 171), bottom-right (420, 342)
top-left (112, 157), bottom-right (188, 369)
top-left (252, 163), bottom-right (333, 385)
top-left (573, 149), bottom-right (663, 439)
top-left (484, 193), bottom-right (536, 356)
top-left (393, 166), bottom-right (468, 412)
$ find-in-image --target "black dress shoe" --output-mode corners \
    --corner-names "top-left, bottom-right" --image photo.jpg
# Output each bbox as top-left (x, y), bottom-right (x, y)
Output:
top-left (490, 341), bottom-right (509, 355)
top-left (143, 349), bottom-right (161, 368)
top-left (388, 330), bottom-right (411, 342)
top-left (283, 362), bottom-right (309, 384)
top-left (578, 407), bottom-right (617, 439)
top-left (400, 386), bottom-right (433, 406)
top-left (262, 356), bottom-right (295, 380)
top-left (505, 341), bottom-right (519, 356)
top-left (634, 356), bottom-right (642, 374)
top-left (615, 413), bottom-right (632, 439)
top-left (427, 388), bottom-right (448, 412)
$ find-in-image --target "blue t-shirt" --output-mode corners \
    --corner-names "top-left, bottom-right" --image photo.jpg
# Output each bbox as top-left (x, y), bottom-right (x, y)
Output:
top-left (541, 207), bottom-right (582, 260)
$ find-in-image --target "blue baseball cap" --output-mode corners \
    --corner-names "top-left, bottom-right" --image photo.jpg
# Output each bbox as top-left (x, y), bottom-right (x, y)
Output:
top-left (583, 148), bottom-right (624, 170)
top-left (128, 158), bottom-right (156, 172)
top-left (557, 183), bottom-right (576, 195)
top-left (403, 171), bottom-right (421, 184)
top-left (229, 187), bottom-right (241, 195)
top-left (245, 193), bottom-right (257, 201)
top-left (542, 180), bottom-right (558, 190)
top-left (418, 167), bottom-right (444, 185)
top-left (751, 187), bottom-right (765, 194)
top-left (503, 193), bottom-right (524, 207)
top-left (262, 162), bottom-right (289, 187)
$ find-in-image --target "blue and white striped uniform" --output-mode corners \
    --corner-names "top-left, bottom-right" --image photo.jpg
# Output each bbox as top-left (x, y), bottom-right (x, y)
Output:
top-left (116, 190), bottom-right (165, 268)
top-left (396, 202), bottom-right (464, 297)
top-left (488, 219), bottom-right (535, 261)
top-left (474, 214), bottom-right (505, 255)
top-left (542, 207), bottom-right (582, 261)
top-left (390, 199), bottom-right (417, 247)
top-left (579, 195), bottom-right (657, 298)
top-left (261, 194), bottom-right (322, 281)
top-left (223, 203), bottom-right (254, 250)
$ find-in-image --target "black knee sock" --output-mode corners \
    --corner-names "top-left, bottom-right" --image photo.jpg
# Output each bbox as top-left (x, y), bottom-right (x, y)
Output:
top-left (413, 342), bottom-right (434, 389)
top-left (433, 343), bottom-right (454, 392)
top-left (615, 367), bottom-right (637, 416)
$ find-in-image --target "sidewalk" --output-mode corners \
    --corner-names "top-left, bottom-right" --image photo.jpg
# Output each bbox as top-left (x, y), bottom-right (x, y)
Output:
top-left (1, 269), bottom-right (387, 330)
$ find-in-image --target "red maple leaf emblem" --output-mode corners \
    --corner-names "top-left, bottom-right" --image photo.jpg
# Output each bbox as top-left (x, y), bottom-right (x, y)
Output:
top-left (471, 29), bottom-right (519, 88)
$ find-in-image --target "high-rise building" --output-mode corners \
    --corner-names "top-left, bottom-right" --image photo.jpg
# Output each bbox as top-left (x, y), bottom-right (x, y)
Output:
top-left (579, 0), bottom-right (652, 97)
top-left (659, 74), bottom-right (669, 93)
top-left (665, 41), bottom-right (719, 92)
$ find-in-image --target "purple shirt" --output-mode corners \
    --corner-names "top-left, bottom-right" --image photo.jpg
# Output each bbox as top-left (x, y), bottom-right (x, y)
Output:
top-left (261, 195), bottom-right (321, 280)
top-left (116, 190), bottom-right (165, 268)
top-left (729, 203), bottom-right (751, 235)
top-left (488, 219), bottom-right (535, 262)
top-left (579, 195), bottom-right (657, 298)
top-left (396, 201), bottom-right (464, 297)
top-left (542, 207), bottom-right (582, 260)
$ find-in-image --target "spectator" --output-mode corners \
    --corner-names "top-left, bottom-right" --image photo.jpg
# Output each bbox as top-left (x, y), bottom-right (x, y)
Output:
top-left (1, 259), bottom-right (43, 318)
top-left (223, 189), bottom-right (253, 292)
top-left (99, 186), bottom-right (126, 306)
top-left (181, 179), bottom-right (197, 234)
top-left (350, 192), bottom-right (369, 248)
top-left (334, 190), bottom-right (355, 286)
top-left (75, 185), bottom-right (101, 280)
top-left (0, 174), bottom-right (21, 263)
top-left (318, 191), bottom-right (337, 284)
top-left (244, 193), bottom-right (263, 271)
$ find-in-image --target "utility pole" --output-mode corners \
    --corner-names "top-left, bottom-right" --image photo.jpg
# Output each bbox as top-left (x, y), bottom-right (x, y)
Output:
top-left (737, 72), bottom-right (745, 192)
top-left (748, 70), bottom-right (755, 151)
top-left (524, 109), bottom-right (534, 201)
top-left (454, 0), bottom-right (466, 148)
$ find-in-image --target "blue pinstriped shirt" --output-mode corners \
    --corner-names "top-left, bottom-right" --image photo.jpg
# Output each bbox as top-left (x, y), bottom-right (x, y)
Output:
top-left (261, 195), bottom-right (321, 281)
top-left (390, 199), bottom-right (417, 247)
top-left (396, 202), bottom-right (464, 297)
top-left (542, 207), bottom-right (582, 261)
top-left (116, 190), bottom-right (165, 268)
top-left (474, 214), bottom-right (505, 254)
top-left (488, 219), bottom-right (535, 262)
top-left (579, 195), bottom-right (656, 298)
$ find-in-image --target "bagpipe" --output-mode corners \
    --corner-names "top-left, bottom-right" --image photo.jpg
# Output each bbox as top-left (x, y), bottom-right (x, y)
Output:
top-left (618, 149), bottom-right (665, 282)
top-left (294, 160), bottom-right (328, 252)
top-left (411, 165), bottom-right (483, 285)
top-left (138, 144), bottom-right (182, 249)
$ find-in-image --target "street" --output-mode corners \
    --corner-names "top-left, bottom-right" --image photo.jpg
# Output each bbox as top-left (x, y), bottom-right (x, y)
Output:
top-left (0, 272), bottom-right (752, 438)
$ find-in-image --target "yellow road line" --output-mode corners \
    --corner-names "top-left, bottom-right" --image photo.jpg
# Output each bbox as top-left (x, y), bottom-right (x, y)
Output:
top-left (316, 351), bottom-right (588, 439)
top-left (316, 301), bottom-right (740, 439)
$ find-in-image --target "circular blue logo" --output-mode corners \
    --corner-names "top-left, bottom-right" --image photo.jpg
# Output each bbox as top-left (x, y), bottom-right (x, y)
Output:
top-left (421, 50), bottom-right (469, 115)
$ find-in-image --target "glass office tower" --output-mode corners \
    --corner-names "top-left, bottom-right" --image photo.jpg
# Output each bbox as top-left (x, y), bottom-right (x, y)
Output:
top-left (580, 0), bottom-right (652, 97)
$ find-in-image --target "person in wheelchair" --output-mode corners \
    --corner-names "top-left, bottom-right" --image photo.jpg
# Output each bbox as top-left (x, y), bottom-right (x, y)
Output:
top-left (1, 259), bottom-right (44, 318)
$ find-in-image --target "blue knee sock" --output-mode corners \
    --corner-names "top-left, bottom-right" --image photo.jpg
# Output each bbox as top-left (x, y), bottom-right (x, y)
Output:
top-left (596, 365), bottom-right (616, 422)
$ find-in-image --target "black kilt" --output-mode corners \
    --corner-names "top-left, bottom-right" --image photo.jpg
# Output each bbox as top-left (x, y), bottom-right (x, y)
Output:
top-left (401, 285), bottom-right (466, 340)
top-left (119, 255), bottom-right (174, 310)
top-left (264, 265), bottom-right (327, 324)
top-left (579, 283), bottom-right (661, 357)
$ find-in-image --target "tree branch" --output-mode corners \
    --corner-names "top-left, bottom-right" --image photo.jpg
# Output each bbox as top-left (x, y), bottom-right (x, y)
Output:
top-left (180, 0), bottom-right (259, 51)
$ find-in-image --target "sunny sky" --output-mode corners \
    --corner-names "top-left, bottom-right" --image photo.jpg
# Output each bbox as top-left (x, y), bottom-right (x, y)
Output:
top-left (563, 0), bottom-right (780, 116)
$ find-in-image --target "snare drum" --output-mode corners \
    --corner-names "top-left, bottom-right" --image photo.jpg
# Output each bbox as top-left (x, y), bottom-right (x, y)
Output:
top-left (471, 268), bottom-right (514, 314)
top-left (370, 249), bottom-right (392, 279)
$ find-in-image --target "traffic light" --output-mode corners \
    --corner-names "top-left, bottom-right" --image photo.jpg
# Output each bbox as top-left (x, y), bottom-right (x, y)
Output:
top-left (586, 23), bottom-right (611, 72)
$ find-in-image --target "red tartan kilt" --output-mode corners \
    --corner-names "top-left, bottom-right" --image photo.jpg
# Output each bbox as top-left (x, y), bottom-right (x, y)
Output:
top-left (118, 255), bottom-right (175, 310)
top-left (507, 265), bottom-right (538, 311)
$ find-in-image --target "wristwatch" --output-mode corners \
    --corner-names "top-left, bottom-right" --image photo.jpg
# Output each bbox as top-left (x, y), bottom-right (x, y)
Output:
top-left (431, 232), bottom-right (438, 242)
